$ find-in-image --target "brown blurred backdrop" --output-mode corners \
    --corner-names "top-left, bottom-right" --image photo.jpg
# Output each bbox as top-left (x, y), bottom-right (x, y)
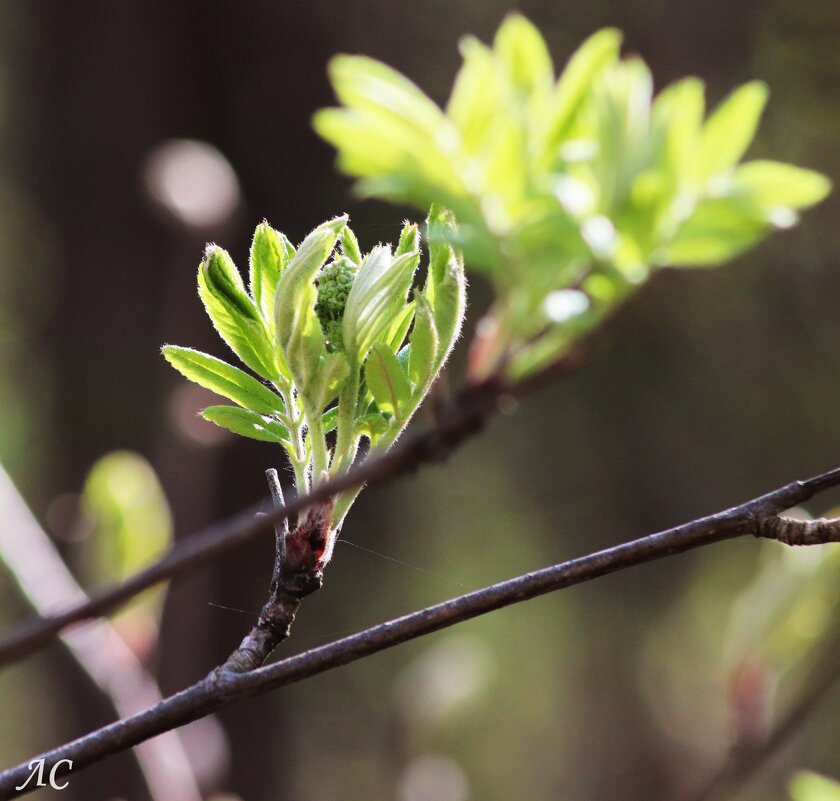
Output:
top-left (0, 1), bottom-right (839, 800)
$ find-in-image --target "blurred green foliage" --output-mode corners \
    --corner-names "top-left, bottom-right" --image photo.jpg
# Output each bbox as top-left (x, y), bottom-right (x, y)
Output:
top-left (79, 451), bottom-right (171, 618)
top-left (316, 14), bottom-right (830, 380)
top-left (791, 771), bottom-right (840, 801)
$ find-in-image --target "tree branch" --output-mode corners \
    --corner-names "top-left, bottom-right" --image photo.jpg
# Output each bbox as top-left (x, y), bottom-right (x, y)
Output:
top-left (0, 354), bottom-right (581, 669)
top-left (0, 464), bottom-right (204, 801)
top-left (2, 465), bottom-right (840, 798)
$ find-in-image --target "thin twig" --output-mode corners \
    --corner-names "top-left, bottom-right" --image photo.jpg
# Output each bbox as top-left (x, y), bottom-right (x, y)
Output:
top-left (0, 465), bottom-right (204, 801)
top-left (265, 467), bottom-right (289, 573)
top-left (2, 465), bottom-right (840, 798)
top-left (218, 473), bottom-right (331, 673)
top-left (0, 356), bottom-right (579, 669)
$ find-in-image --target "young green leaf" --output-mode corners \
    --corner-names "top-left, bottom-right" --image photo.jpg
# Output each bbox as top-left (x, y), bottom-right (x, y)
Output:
top-left (275, 216), bottom-right (347, 394)
top-left (540, 27), bottom-right (622, 159)
top-left (664, 198), bottom-right (768, 266)
top-left (789, 772), bottom-right (840, 801)
top-left (307, 351), bottom-right (350, 412)
top-left (365, 342), bottom-right (411, 419)
top-left (382, 301), bottom-right (415, 353)
top-left (328, 55), bottom-right (447, 138)
top-left (250, 222), bottom-right (295, 331)
top-left (162, 346), bottom-right (284, 415)
top-left (396, 221), bottom-right (420, 257)
top-left (700, 81), bottom-right (768, 180)
top-left (734, 160), bottom-right (831, 210)
top-left (340, 224), bottom-right (363, 265)
top-left (425, 207), bottom-right (467, 370)
top-left (494, 13), bottom-right (553, 97)
top-left (356, 411), bottom-right (389, 440)
top-left (322, 406), bottom-right (339, 435)
top-left (201, 406), bottom-right (291, 444)
top-left (343, 245), bottom-right (420, 361)
top-left (447, 37), bottom-right (499, 154)
top-left (408, 293), bottom-right (438, 389)
top-left (198, 246), bottom-right (278, 380)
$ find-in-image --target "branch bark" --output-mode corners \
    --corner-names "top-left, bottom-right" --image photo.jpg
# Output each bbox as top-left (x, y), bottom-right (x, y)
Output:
top-left (2, 465), bottom-right (840, 799)
top-left (218, 472), bottom-right (330, 672)
top-left (0, 357), bottom-right (579, 669)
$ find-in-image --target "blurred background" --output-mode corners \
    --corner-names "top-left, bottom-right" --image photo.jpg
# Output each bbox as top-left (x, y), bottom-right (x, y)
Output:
top-left (0, 1), bottom-right (838, 800)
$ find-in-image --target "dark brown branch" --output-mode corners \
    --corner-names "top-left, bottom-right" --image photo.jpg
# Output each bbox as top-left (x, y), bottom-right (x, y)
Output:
top-left (0, 354), bottom-right (581, 670)
top-left (218, 494), bottom-right (332, 673)
top-left (3, 466), bottom-right (840, 798)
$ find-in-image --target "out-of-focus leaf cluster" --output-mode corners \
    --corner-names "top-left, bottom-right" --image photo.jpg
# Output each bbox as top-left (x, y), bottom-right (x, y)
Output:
top-left (79, 451), bottom-right (171, 629)
top-left (315, 14), bottom-right (830, 379)
top-left (791, 771), bottom-right (840, 801)
top-left (163, 209), bottom-right (465, 529)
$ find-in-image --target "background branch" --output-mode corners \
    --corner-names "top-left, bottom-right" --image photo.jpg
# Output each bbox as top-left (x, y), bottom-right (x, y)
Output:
top-left (0, 464), bottom-right (205, 801)
top-left (0, 354), bottom-right (581, 669)
top-left (2, 465), bottom-right (840, 799)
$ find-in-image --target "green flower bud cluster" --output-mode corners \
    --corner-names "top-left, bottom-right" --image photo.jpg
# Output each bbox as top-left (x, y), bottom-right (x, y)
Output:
top-left (315, 256), bottom-right (357, 352)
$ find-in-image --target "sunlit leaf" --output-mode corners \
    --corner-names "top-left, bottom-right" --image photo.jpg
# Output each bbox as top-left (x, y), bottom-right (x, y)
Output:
top-left (494, 13), bottom-right (554, 97)
top-left (201, 405), bottom-right (291, 444)
top-left (162, 345), bottom-right (284, 415)
top-left (198, 246), bottom-right (278, 380)
top-left (790, 771), bottom-right (840, 801)
top-left (250, 221), bottom-right (295, 333)
top-left (700, 81), bottom-right (768, 180)
top-left (663, 198), bottom-right (768, 266)
top-left (365, 342), bottom-right (411, 419)
top-left (734, 160), bottom-right (832, 210)
top-left (343, 245), bottom-right (420, 362)
top-left (408, 292), bottom-right (439, 389)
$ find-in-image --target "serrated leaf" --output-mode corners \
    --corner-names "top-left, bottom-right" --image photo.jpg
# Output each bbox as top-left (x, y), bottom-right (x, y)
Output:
top-left (408, 292), bottom-right (439, 389)
top-left (202, 406), bottom-right (291, 444)
top-left (365, 343), bottom-right (411, 419)
top-left (162, 346), bottom-right (284, 415)
top-left (734, 160), bottom-right (831, 210)
top-left (340, 224), bottom-right (363, 265)
top-left (198, 246), bottom-right (278, 380)
top-left (700, 81), bottom-right (768, 180)
top-left (396, 221), bottom-right (420, 256)
top-left (250, 222), bottom-right (295, 332)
